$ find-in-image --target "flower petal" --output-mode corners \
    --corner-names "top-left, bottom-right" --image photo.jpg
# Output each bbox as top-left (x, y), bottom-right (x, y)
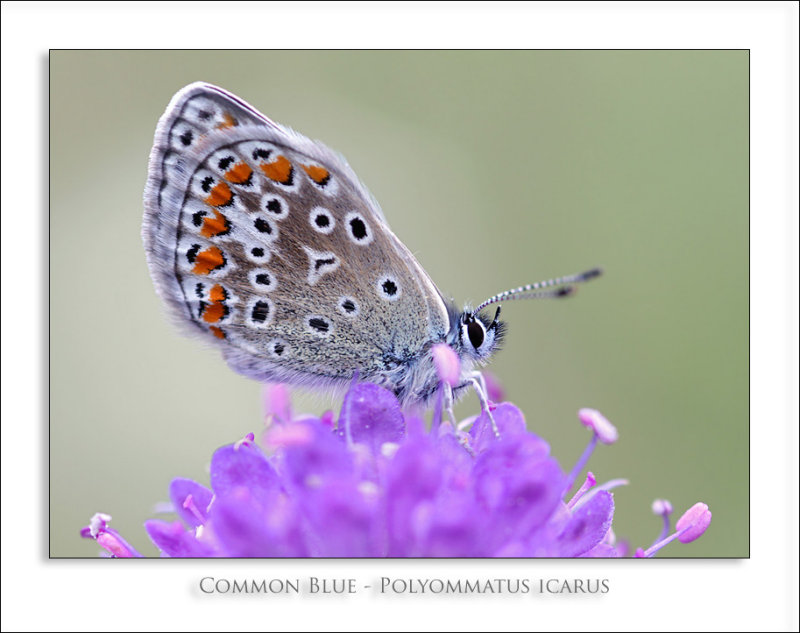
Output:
top-left (474, 436), bottom-right (565, 548)
top-left (209, 442), bottom-right (280, 508)
top-left (469, 403), bottom-right (531, 453)
top-left (144, 519), bottom-right (215, 557)
top-left (208, 487), bottom-right (307, 557)
top-left (169, 478), bottom-right (213, 528)
top-left (418, 489), bottom-right (487, 557)
top-left (297, 480), bottom-right (380, 557)
top-left (580, 542), bottom-right (620, 557)
top-left (339, 383), bottom-right (405, 452)
top-left (557, 490), bottom-right (615, 557)
top-left (279, 421), bottom-right (353, 487)
top-left (385, 436), bottom-right (445, 555)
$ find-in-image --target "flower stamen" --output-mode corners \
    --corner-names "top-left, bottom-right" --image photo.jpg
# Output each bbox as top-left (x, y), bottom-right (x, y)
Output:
top-left (182, 494), bottom-right (206, 525)
top-left (650, 498), bottom-right (673, 546)
top-left (637, 502), bottom-right (712, 557)
top-left (566, 471), bottom-right (596, 509)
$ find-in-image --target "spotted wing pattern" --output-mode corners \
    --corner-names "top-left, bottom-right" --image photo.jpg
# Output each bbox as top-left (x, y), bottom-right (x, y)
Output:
top-left (143, 83), bottom-right (451, 390)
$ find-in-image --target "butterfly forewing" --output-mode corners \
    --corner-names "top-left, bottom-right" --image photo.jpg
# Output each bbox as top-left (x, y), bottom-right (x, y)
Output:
top-left (144, 83), bottom-right (450, 390)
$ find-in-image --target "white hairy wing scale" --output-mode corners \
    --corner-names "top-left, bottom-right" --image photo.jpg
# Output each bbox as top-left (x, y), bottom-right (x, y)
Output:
top-left (143, 83), bottom-right (451, 394)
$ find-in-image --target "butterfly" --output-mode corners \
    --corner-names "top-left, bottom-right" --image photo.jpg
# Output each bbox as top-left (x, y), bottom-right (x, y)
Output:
top-left (143, 83), bottom-right (600, 426)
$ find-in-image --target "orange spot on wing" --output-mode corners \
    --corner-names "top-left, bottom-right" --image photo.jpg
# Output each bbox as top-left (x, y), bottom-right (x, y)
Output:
top-left (224, 162), bottom-right (253, 184)
top-left (301, 164), bottom-right (330, 185)
top-left (260, 155), bottom-right (293, 184)
top-left (201, 302), bottom-right (226, 323)
top-left (200, 209), bottom-right (230, 238)
top-left (215, 112), bottom-right (237, 130)
top-left (209, 326), bottom-right (226, 339)
top-left (204, 181), bottom-right (233, 207)
top-left (192, 246), bottom-right (225, 275)
top-left (199, 283), bottom-right (228, 325)
top-left (209, 284), bottom-right (227, 303)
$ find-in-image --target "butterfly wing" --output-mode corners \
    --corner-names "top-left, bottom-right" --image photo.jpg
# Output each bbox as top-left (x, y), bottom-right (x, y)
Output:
top-left (143, 83), bottom-right (451, 393)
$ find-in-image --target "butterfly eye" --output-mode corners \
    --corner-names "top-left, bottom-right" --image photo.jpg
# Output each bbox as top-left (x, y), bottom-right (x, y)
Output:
top-left (467, 319), bottom-right (485, 349)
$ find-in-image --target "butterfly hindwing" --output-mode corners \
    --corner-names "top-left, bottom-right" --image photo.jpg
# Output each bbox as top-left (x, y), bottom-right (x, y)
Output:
top-left (143, 83), bottom-right (451, 391)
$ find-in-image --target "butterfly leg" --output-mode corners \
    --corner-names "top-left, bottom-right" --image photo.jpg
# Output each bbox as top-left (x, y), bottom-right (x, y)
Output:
top-left (468, 371), bottom-right (499, 438)
top-left (443, 382), bottom-right (458, 427)
top-left (434, 382), bottom-right (458, 430)
top-left (470, 371), bottom-right (491, 403)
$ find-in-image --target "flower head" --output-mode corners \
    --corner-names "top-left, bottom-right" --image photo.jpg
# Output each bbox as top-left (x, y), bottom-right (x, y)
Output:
top-left (82, 381), bottom-right (710, 557)
top-left (80, 513), bottom-right (142, 558)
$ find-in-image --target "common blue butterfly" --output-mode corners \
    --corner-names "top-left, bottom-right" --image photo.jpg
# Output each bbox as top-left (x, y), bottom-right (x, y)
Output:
top-left (143, 83), bottom-right (600, 426)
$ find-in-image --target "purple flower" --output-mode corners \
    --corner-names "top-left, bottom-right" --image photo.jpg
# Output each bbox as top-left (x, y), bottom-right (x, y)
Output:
top-left (82, 382), bottom-right (711, 557)
top-left (80, 513), bottom-right (143, 558)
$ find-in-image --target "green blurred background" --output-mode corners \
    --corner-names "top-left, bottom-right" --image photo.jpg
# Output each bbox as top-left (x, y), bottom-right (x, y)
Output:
top-left (50, 50), bottom-right (747, 558)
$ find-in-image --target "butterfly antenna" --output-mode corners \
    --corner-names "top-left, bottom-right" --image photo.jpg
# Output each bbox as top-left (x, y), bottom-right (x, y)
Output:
top-left (472, 268), bottom-right (602, 317)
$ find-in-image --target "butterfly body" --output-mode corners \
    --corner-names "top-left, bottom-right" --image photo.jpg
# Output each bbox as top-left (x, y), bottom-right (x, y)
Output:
top-left (144, 83), bottom-right (504, 406)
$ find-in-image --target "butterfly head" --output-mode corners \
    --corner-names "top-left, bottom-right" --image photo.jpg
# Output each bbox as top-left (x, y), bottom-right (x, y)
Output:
top-left (453, 306), bottom-right (506, 364)
top-left (445, 266), bottom-right (603, 372)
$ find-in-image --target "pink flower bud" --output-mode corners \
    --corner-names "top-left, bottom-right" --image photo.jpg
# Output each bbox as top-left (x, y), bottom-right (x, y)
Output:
top-left (676, 502), bottom-right (712, 543)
